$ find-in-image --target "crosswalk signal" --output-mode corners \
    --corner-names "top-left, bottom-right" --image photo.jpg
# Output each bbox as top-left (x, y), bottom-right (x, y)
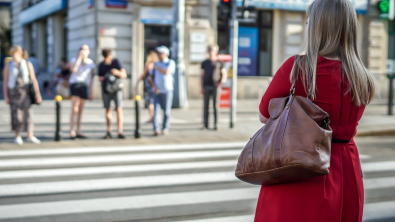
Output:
top-left (219, 0), bottom-right (233, 21)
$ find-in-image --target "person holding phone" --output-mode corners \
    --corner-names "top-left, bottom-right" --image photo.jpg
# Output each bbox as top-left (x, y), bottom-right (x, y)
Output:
top-left (68, 44), bottom-right (95, 140)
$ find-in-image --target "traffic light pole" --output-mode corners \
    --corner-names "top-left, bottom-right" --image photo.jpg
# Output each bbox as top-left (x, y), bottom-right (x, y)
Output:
top-left (230, 0), bottom-right (238, 128)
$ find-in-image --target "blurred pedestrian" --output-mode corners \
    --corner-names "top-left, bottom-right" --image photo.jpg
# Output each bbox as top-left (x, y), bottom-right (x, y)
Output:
top-left (2, 46), bottom-right (42, 145)
top-left (98, 48), bottom-right (127, 139)
top-left (28, 52), bottom-right (40, 77)
top-left (68, 44), bottom-right (95, 140)
top-left (200, 45), bottom-right (227, 131)
top-left (254, 0), bottom-right (377, 221)
top-left (136, 51), bottom-right (159, 123)
top-left (56, 58), bottom-right (71, 79)
top-left (149, 46), bottom-right (175, 136)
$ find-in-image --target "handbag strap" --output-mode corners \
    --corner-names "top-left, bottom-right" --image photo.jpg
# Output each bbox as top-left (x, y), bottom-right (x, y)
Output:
top-left (289, 55), bottom-right (315, 101)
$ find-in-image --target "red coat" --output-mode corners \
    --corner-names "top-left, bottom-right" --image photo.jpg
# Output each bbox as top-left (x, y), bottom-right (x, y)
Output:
top-left (256, 56), bottom-right (364, 222)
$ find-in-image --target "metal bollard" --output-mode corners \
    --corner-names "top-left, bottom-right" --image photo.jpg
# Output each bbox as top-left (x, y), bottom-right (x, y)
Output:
top-left (134, 95), bottom-right (142, 139)
top-left (55, 95), bottom-right (62, 141)
top-left (388, 74), bottom-right (394, 116)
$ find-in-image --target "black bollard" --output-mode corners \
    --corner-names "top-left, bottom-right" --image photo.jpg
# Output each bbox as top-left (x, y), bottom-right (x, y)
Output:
top-left (134, 95), bottom-right (142, 138)
top-left (389, 74), bottom-right (394, 116)
top-left (55, 95), bottom-right (62, 141)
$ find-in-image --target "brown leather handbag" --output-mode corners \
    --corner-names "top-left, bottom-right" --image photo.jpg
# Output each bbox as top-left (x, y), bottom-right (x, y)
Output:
top-left (235, 71), bottom-right (333, 186)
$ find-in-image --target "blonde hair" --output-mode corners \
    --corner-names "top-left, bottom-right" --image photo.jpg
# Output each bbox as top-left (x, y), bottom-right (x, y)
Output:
top-left (145, 51), bottom-right (159, 67)
top-left (10, 45), bottom-right (23, 57)
top-left (292, 0), bottom-right (376, 106)
top-left (207, 44), bottom-right (219, 52)
top-left (22, 50), bottom-right (29, 60)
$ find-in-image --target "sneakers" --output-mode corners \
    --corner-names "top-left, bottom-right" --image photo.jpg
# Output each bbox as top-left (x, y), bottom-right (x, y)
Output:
top-left (14, 137), bottom-right (23, 145)
top-left (26, 136), bottom-right (41, 144)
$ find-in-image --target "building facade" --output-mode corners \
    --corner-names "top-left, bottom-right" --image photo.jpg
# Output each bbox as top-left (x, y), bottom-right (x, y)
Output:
top-left (11, 0), bottom-right (390, 100)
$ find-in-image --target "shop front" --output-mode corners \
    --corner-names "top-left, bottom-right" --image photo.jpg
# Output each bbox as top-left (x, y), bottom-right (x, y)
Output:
top-left (221, 0), bottom-right (370, 99)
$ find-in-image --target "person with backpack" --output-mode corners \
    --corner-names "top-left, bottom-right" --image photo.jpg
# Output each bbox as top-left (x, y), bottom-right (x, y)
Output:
top-left (148, 46), bottom-right (175, 136)
top-left (98, 48), bottom-right (127, 139)
top-left (200, 45), bottom-right (227, 131)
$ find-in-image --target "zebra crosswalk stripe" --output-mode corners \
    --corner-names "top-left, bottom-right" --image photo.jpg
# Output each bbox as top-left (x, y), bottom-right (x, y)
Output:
top-left (0, 187), bottom-right (260, 220)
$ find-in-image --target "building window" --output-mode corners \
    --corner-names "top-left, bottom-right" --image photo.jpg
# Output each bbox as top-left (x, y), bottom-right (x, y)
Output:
top-left (258, 11), bottom-right (273, 76)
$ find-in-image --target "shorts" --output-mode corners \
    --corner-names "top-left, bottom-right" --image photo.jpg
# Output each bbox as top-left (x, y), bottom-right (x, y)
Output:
top-left (103, 90), bottom-right (123, 109)
top-left (144, 90), bottom-right (154, 107)
top-left (70, 83), bottom-right (89, 100)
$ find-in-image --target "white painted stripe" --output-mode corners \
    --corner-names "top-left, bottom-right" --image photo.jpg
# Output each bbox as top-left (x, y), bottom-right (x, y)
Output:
top-left (0, 142), bottom-right (246, 157)
top-left (0, 160), bottom-right (236, 179)
top-left (363, 200), bottom-right (395, 221)
top-left (0, 150), bottom-right (240, 168)
top-left (364, 177), bottom-right (395, 190)
top-left (359, 154), bottom-right (371, 160)
top-left (0, 187), bottom-right (260, 220)
top-left (362, 161), bottom-right (395, 173)
top-left (174, 215), bottom-right (254, 222)
top-left (0, 172), bottom-right (238, 197)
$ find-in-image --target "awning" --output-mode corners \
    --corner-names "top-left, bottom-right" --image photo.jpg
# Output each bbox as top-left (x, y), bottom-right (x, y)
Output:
top-left (19, 0), bottom-right (67, 25)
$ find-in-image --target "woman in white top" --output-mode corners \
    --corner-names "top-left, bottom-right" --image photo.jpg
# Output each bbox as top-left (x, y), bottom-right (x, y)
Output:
top-left (68, 44), bottom-right (95, 139)
top-left (2, 45), bottom-right (42, 145)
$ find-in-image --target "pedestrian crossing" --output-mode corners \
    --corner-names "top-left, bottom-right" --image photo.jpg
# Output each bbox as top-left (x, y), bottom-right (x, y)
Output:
top-left (0, 142), bottom-right (394, 222)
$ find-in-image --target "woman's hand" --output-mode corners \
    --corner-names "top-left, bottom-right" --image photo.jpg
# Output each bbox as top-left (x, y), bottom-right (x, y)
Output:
top-left (36, 94), bottom-right (42, 104)
top-left (5, 96), bottom-right (9, 105)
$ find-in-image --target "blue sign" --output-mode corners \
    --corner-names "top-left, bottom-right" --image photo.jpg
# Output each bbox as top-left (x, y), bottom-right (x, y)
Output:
top-left (105, 0), bottom-right (128, 9)
top-left (236, 0), bottom-right (368, 14)
top-left (238, 27), bottom-right (258, 76)
top-left (19, 0), bottom-right (67, 25)
top-left (87, 0), bottom-right (94, 9)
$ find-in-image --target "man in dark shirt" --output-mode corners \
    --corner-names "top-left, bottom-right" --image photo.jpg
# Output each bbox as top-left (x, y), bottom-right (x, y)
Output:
top-left (98, 48), bottom-right (127, 139)
top-left (200, 45), bottom-right (227, 130)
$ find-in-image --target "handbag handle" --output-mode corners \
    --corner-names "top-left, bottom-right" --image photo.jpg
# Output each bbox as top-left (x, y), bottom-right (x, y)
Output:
top-left (290, 55), bottom-right (315, 101)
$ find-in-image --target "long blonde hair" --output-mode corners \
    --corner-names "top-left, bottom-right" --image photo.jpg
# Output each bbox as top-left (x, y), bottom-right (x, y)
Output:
top-left (145, 51), bottom-right (159, 67)
top-left (292, 0), bottom-right (376, 106)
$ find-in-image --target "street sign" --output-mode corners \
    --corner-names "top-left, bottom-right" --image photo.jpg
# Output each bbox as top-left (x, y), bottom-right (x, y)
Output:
top-left (379, 0), bottom-right (395, 20)
top-left (105, 0), bottom-right (128, 9)
top-left (387, 59), bottom-right (395, 74)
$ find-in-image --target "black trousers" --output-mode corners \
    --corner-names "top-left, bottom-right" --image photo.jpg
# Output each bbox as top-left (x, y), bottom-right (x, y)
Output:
top-left (203, 86), bottom-right (218, 128)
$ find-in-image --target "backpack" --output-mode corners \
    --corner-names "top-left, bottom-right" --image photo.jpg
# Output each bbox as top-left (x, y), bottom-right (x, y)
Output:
top-left (103, 72), bottom-right (124, 94)
top-left (212, 61), bottom-right (222, 84)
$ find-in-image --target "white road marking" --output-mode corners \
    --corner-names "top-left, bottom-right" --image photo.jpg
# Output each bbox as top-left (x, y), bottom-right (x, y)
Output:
top-left (0, 150), bottom-right (241, 168)
top-left (364, 177), bottom-right (395, 190)
top-left (0, 142), bottom-right (246, 157)
top-left (0, 187), bottom-right (260, 220)
top-left (363, 200), bottom-right (395, 221)
top-left (174, 215), bottom-right (254, 222)
top-left (362, 161), bottom-right (395, 173)
top-left (0, 160), bottom-right (236, 179)
top-left (359, 154), bottom-right (371, 159)
top-left (0, 171), bottom-right (239, 197)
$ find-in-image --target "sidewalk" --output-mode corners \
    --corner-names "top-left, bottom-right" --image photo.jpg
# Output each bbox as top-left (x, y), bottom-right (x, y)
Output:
top-left (0, 98), bottom-right (394, 149)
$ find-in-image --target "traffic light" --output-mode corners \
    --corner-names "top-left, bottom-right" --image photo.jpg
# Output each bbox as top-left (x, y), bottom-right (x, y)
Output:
top-left (219, 0), bottom-right (233, 21)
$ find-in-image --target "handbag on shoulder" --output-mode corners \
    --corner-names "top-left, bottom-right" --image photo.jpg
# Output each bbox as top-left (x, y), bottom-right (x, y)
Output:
top-left (235, 57), bottom-right (332, 186)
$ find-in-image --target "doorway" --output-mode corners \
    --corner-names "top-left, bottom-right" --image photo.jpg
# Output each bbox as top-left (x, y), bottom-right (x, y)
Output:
top-left (144, 25), bottom-right (171, 60)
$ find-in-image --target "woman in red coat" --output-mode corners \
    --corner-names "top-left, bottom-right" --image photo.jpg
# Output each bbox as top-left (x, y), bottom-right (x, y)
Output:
top-left (255, 0), bottom-right (376, 221)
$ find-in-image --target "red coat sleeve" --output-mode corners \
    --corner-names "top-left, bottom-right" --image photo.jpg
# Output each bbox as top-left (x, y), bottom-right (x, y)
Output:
top-left (259, 56), bottom-right (295, 118)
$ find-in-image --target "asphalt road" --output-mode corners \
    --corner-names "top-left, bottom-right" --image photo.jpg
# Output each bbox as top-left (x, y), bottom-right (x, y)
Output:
top-left (0, 138), bottom-right (394, 222)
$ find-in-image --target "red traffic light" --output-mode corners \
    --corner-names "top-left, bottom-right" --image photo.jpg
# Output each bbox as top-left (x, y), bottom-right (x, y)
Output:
top-left (223, 0), bottom-right (230, 2)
